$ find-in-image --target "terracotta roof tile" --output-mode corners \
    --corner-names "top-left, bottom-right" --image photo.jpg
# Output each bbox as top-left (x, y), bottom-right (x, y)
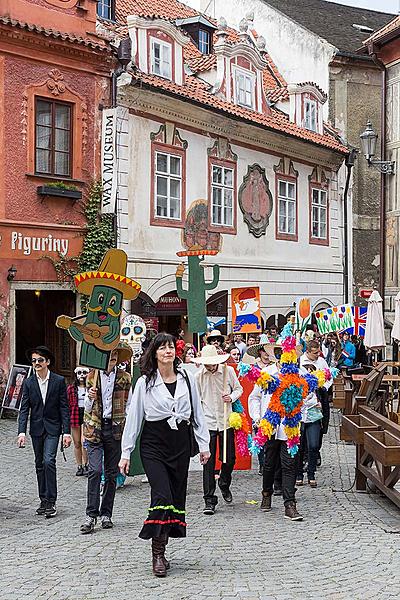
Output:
top-left (267, 86), bottom-right (289, 103)
top-left (116, 0), bottom-right (197, 21)
top-left (0, 15), bottom-right (109, 50)
top-left (130, 69), bottom-right (347, 153)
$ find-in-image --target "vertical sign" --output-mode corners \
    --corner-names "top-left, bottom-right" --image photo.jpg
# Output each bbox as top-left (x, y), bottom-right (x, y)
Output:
top-left (101, 108), bottom-right (117, 214)
top-left (231, 287), bottom-right (262, 333)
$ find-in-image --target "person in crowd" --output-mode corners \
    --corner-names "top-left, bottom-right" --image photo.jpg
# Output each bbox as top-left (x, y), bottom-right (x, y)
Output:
top-left (267, 325), bottom-right (279, 343)
top-left (17, 346), bottom-right (71, 518)
top-left (206, 330), bottom-right (225, 352)
top-left (227, 345), bottom-right (241, 364)
top-left (194, 345), bottom-right (243, 515)
top-left (338, 332), bottom-right (356, 369)
top-left (119, 333), bottom-right (210, 578)
top-left (352, 335), bottom-right (368, 366)
top-left (67, 366), bottom-right (89, 476)
top-left (181, 344), bottom-right (197, 364)
top-left (233, 333), bottom-right (247, 358)
top-left (300, 339), bottom-right (332, 466)
top-left (296, 364), bottom-right (323, 488)
top-left (247, 334), bottom-right (258, 347)
top-left (80, 343), bottom-right (133, 535)
top-left (248, 346), bottom-right (303, 521)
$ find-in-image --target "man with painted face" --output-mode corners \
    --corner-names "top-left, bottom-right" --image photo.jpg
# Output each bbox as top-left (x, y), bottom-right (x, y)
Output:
top-left (80, 343), bottom-right (133, 534)
top-left (17, 346), bottom-right (71, 518)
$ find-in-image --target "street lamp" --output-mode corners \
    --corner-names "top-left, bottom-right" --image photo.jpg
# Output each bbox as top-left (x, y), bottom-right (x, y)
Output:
top-left (360, 120), bottom-right (395, 174)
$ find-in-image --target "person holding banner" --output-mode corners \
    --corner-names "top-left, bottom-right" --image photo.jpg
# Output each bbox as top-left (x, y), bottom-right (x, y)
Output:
top-left (119, 333), bottom-right (210, 578)
top-left (194, 345), bottom-right (243, 515)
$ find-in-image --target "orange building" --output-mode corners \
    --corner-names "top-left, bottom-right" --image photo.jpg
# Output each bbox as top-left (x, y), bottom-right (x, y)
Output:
top-left (0, 0), bottom-right (113, 379)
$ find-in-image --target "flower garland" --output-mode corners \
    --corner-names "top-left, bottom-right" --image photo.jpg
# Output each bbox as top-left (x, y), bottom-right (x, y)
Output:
top-left (228, 399), bottom-right (251, 457)
top-left (239, 323), bottom-right (338, 457)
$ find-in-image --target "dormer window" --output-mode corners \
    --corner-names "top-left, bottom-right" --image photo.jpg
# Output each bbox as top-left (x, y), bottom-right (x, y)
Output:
top-left (151, 38), bottom-right (172, 80)
top-left (97, 0), bottom-right (115, 22)
top-left (304, 98), bottom-right (317, 132)
top-left (234, 67), bottom-right (255, 109)
top-left (198, 29), bottom-right (211, 54)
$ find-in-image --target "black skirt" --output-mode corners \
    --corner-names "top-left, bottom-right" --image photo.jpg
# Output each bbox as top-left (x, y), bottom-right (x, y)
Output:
top-left (139, 418), bottom-right (191, 540)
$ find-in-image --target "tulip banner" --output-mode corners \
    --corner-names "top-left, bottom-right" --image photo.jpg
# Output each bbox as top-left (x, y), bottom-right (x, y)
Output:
top-left (295, 297), bottom-right (313, 335)
top-left (315, 304), bottom-right (354, 335)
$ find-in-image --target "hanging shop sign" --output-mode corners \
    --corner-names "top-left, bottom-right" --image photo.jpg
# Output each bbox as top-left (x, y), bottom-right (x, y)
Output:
top-left (101, 108), bottom-right (118, 214)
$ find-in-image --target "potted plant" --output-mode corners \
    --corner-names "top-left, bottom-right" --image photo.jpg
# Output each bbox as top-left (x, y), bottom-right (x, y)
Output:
top-left (37, 181), bottom-right (82, 201)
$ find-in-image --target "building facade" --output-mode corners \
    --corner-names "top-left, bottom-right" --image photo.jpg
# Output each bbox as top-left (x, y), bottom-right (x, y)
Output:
top-left (107, 0), bottom-right (347, 337)
top-left (0, 0), bottom-right (112, 377)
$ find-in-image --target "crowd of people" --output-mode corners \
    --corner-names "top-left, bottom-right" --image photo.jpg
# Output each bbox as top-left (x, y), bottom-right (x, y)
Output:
top-left (16, 322), bottom-right (363, 577)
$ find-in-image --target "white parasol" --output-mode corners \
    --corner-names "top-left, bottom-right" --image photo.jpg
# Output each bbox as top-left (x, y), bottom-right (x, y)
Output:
top-left (391, 291), bottom-right (400, 342)
top-left (364, 290), bottom-right (386, 350)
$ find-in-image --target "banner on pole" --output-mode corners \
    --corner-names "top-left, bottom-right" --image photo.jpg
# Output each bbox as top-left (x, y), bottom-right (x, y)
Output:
top-left (295, 297), bottom-right (313, 335)
top-left (231, 287), bottom-right (262, 333)
top-left (315, 304), bottom-right (354, 334)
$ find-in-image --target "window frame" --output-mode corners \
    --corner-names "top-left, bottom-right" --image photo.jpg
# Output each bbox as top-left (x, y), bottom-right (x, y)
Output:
top-left (208, 156), bottom-right (237, 234)
top-left (150, 142), bottom-right (186, 228)
top-left (96, 0), bottom-right (115, 22)
top-left (233, 66), bottom-right (255, 110)
top-left (150, 37), bottom-right (173, 80)
top-left (275, 175), bottom-right (298, 241)
top-left (198, 29), bottom-right (211, 54)
top-left (309, 185), bottom-right (329, 246)
top-left (304, 97), bottom-right (317, 132)
top-left (34, 97), bottom-right (73, 178)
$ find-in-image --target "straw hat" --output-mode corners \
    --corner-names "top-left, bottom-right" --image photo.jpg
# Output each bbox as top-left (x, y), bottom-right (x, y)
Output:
top-left (114, 341), bottom-right (133, 364)
top-left (246, 334), bottom-right (275, 358)
top-left (192, 345), bottom-right (229, 365)
top-left (74, 249), bottom-right (141, 300)
top-left (206, 329), bottom-right (225, 345)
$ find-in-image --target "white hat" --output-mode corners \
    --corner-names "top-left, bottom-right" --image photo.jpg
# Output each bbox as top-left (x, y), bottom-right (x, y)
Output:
top-left (192, 345), bottom-right (229, 365)
top-left (206, 329), bottom-right (225, 344)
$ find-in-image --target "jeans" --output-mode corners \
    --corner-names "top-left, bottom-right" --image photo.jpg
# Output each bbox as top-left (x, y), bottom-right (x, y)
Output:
top-left (203, 429), bottom-right (235, 506)
top-left (262, 437), bottom-right (298, 506)
top-left (297, 421), bottom-right (322, 481)
top-left (31, 433), bottom-right (59, 504)
top-left (86, 423), bottom-right (121, 518)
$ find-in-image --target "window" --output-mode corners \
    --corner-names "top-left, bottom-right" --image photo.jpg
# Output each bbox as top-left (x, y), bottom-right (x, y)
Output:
top-left (211, 164), bottom-right (234, 227)
top-left (198, 29), bottom-right (211, 54)
top-left (97, 0), bottom-right (115, 21)
top-left (311, 188), bottom-right (328, 240)
top-left (155, 152), bottom-right (182, 220)
top-left (151, 39), bottom-right (172, 80)
top-left (304, 98), bottom-right (317, 132)
top-left (35, 98), bottom-right (72, 177)
top-left (235, 69), bottom-right (254, 109)
top-left (278, 180), bottom-right (296, 235)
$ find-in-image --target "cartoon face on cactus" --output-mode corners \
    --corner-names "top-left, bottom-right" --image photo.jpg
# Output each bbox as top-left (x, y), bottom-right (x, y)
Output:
top-left (86, 285), bottom-right (123, 329)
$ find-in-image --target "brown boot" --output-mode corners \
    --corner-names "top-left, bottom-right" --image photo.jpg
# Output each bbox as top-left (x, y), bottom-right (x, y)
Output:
top-left (161, 533), bottom-right (170, 570)
top-left (284, 501), bottom-right (303, 521)
top-left (260, 491), bottom-right (272, 512)
top-left (152, 537), bottom-right (167, 577)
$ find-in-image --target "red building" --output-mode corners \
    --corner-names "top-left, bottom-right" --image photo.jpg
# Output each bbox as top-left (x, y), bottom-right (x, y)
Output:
top-left (0, 0), bottom-right (113, 379)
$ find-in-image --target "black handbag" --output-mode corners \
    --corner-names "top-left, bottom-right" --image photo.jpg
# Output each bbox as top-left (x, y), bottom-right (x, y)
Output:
top-left (181, 370), bottom-right (200, 457)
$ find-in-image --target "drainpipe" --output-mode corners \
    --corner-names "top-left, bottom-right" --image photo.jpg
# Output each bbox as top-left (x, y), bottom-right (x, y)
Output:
top-left (343, 148), bottom-right (358, 304)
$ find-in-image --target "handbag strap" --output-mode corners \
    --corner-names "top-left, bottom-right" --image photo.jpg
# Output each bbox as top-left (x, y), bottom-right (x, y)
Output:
top-left (180, 370), bottom-right (197, 427)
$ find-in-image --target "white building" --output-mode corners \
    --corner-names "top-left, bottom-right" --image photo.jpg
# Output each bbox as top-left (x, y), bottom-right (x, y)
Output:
top-left (109, 0), bottom-right (348, 335)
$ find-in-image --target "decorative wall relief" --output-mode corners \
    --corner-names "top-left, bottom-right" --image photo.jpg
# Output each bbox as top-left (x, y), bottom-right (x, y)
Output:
top-left (238, 164), bottom-right (273, 238)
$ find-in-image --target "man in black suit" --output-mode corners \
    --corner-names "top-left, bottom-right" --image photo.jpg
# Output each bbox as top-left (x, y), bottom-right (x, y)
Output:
top-left (17, 346), bottom-right (71, 518)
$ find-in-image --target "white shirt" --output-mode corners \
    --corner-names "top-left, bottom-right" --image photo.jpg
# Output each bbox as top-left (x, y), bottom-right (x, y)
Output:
top-left (36, 371), bottom-right (50, 404)
top-left (248, 364), bottom-right (287, 441)
top-left (300, 354), bottom-right (332, 390)
top-left (121, 370), bottom-right (210, 460)
top-left (77, 387), bottom-right (86, 408)
top-left (195, 365), bottom-right (243, 431)
top-left (100, 368), bottom-right (116, 418)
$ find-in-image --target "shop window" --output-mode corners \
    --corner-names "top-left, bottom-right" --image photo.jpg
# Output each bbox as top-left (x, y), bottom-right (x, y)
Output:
top-left (151, 38), bottom-right (172, 80)
top-left (35, 98), bottom-right (72, 177)
top-left (311, 188), bottom-right (328, 242)
top-left (277, 179), bottom-right (296, 237)
top-left (97, 0), bottom-right (115, 21)
top-left (234, 68), bottom-right (255, 109)
top-left (154, 151), bottom-right (182, 220)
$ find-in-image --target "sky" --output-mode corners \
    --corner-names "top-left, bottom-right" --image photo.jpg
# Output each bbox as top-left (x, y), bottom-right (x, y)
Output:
top-left (328, 0), bottom-right (398, 12)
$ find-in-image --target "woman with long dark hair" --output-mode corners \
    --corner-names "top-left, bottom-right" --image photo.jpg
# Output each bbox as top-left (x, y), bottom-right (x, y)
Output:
top-left (119, 332), bottom-right (210, 577)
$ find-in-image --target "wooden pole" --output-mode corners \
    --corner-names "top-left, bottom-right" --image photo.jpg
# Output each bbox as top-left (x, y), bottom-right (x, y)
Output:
top-left (222, 363), bottom-right (228, 463)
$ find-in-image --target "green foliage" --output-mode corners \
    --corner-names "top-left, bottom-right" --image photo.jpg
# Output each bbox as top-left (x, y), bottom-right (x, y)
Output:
top-left (45, 181), bottom-right (79, 192)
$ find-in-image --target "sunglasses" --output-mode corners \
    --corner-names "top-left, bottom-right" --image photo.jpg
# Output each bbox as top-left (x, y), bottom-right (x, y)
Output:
top-left (75, 370), bottom-right (89, 376)
top-left (31, 358), bottom-right (46, 364)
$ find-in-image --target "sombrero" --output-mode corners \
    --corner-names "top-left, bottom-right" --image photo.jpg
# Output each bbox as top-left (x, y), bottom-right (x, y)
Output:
top-left (192, 345), bottom-right (229, 365)
top-left (206, 329), bottom-right (225, 345)
top-left (74, 249), bottom-right (141, 300)
top-left (246, 334), bottom-right (273, 358)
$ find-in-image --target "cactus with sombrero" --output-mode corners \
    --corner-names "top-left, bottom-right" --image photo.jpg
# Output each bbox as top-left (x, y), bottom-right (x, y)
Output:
top-left (56, 249), bottom-right (141, 370)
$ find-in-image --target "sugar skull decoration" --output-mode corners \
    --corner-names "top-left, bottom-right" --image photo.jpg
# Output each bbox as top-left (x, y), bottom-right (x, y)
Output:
top-left (56, 249), bottom-right (141, 370)
top-left (120, 314), bottom-right (146, 363)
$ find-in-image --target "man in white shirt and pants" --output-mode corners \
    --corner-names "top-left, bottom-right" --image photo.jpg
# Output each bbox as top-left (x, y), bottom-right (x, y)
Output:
top-left (195, 346), bottom-right (243, 515)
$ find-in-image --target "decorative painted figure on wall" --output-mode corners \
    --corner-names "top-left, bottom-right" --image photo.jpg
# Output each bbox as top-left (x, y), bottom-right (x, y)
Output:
top-left (176, 199), bottom-right (221, 334)
top-left (56, 249), bottom-right (141, 370)
top-left (238, 164), bottom-right (273, 238)
top-left (120, 314), bottom-right (147, 364)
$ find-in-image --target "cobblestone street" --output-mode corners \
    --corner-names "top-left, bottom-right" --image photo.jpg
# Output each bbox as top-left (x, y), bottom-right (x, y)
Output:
top-left (0, 410), bottom-right (399, 600)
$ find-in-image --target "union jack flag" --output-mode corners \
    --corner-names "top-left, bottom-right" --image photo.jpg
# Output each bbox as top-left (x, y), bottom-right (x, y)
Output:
top-left (345, 306), bottom-right (367, 337)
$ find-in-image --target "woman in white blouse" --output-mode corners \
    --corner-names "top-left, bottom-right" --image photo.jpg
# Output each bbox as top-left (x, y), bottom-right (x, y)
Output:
top-left (119, 333), bottom-right (210, 578)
